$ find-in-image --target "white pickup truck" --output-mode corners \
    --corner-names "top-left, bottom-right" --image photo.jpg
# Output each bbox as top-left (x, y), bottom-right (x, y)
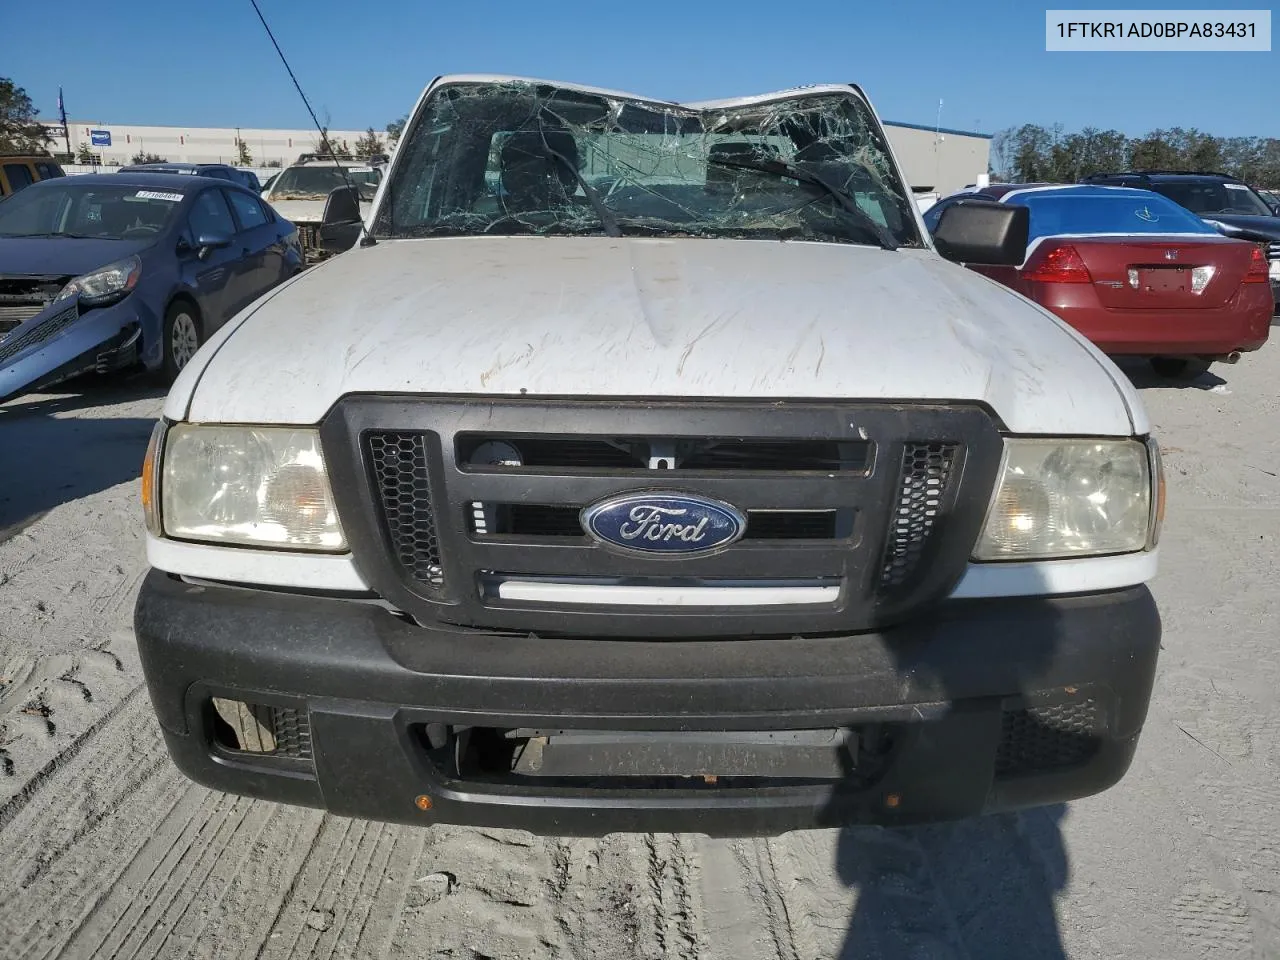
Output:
top-left (135, 76), bottom-right (1164, 836)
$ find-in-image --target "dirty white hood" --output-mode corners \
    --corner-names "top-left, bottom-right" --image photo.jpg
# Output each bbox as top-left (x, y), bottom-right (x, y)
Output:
top-left (265, 198), bottom-right (325, 224)
top-left (175, 237), bottom-right (1144, 435)
top-left (265, 197), bottom-right (372, 225)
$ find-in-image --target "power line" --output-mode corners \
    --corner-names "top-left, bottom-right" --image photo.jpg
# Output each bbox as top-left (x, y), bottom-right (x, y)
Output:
top-left (246, 0), bottom-right (334, 157)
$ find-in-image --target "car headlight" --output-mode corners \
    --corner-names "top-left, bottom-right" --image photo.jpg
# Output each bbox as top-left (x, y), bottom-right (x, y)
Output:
top-left (974, 438), bottom-right (1159, 560)
top-left (159, 424), bottom-right (346, 551)
top-left (55, 255), bottom-right (142, 307)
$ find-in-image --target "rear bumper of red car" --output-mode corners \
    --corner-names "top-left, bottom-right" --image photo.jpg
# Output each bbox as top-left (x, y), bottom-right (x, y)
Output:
top-left (1033, 282), bottom-right (1273, 357)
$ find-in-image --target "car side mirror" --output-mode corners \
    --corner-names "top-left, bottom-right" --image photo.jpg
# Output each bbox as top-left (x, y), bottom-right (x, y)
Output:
top-left (933, 200), bottom-right (1029, 266)
top-left (192, 232), bottom-right (232, 260)
top-left (318, 186), bottom-right (363, 253)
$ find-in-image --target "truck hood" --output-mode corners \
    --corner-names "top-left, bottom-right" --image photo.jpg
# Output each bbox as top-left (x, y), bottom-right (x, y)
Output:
top-left (177, 237), bottom-right (1142, 435)
top-left (266, 198), bottom-right (326, 225)
top-left (267, 197), bottom-right (373, 225)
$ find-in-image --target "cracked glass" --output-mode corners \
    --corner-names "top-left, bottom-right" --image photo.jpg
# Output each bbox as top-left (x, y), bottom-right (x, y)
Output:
top-left (376, 80), bottom-right (923, 249)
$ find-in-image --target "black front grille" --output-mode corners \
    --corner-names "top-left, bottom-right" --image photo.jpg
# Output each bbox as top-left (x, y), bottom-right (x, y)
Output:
top-left (0, 303), bottom-right (80, 365)
top-left (0, 275), bottom-right (65, 335)
top-left (995, 699), bottom-right (1102, 778)
top-left (365, 432), bottom-right (443, 586)
top-left (1268, 241), bottom-right (1279, 262)
top-left (0, 304), bottom-right (48, 330)
top-left (471, 504), bottom-right (841, 540)
top-left (331, 400), bottom-right (1004, 638)
top-left (880, 443), bottom-right (958, 588)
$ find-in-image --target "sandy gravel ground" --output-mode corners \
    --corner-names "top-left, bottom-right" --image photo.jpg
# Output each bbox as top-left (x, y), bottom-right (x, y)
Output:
top-left (0, 345), bottom-right (1277, 960)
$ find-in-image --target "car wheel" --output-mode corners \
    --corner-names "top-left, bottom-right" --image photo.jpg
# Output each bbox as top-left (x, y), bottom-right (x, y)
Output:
top-left (1150, 357), bottom-right (1211, 380)
top-left (163, 302), bottom-right (203, 382)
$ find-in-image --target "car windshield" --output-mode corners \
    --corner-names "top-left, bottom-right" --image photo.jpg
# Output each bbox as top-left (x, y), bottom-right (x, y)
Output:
top-left (0, 182), bottom-right (184, 239)
top-left (376, 80), bottom-right (922, 247)
top-left (270, 165), bottom-right (381, 200)
top-left (1013, 188), bottom-right (1219, 244)
top-left (1149, 180), bottom-right (1274, 217)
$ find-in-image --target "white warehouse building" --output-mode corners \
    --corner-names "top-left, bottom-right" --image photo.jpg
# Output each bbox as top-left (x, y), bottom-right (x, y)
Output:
top-left (42, 117), bottom-right (990, 194)
top-left (45, 120), bottom-right (377, 168)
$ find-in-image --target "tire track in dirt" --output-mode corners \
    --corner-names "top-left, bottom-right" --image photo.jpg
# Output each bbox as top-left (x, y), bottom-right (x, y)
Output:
top-left (53, 790), bottom-right (254, 960)
top-left (688, 837), bottom-right (777, 960)
top-left (1171, 776), bottom-right (1278, 957)
top-left (549, 834), bottom-right (656, 960)
top-left (386, 825), bottom-right (567, 959)
top-left (0, 694), bottom-right (186, 960)
top-left (1151, 656), bottom-right (1278, 954)
top-left (0, 639), bottom-right (140, 806)
top-left (643, 834), bottom-right (699, 960)
top-left (759, 832), bottom-right (855, 960)
top-left (700, 837), bottom-right (800, 960)
top-left (254, 817), bottom-right (421, 960)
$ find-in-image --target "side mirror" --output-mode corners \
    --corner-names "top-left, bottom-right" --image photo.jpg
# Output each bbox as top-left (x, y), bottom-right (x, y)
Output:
top-left (933, 200), bottom-right (1029, 266)
top-left (181, 233), bottom-right (232, 260)
top-left (318, 186), bottom-right (363, 253)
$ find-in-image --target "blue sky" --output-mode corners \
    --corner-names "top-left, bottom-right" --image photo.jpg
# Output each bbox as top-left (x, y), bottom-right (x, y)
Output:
top-left (4, 0), bottom-right (1276, 138)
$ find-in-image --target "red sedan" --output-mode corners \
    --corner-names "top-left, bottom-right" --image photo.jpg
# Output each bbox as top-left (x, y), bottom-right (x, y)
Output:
top-left (924, 184), bottom-right (1272, 378)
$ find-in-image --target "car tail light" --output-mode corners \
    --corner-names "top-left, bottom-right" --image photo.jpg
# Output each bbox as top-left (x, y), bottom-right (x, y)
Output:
top-left (1022, 244), bottom-right (1092, 284)
top-left (1244, 245), bottom-right (1269, 283)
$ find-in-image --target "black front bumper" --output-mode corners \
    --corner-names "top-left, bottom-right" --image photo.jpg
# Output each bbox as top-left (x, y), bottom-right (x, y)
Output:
top-left (134, 571), bottom-right (1160, 836)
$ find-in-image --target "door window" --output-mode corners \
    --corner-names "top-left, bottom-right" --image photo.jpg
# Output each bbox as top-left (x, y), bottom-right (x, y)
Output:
top-left (224, 189), bottom-right (269, 232)
top-left (188, 189), bottom-right (237, 239)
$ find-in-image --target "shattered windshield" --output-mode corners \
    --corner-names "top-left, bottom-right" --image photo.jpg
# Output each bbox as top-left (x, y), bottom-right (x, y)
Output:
top-left (270, 165), bottom-right (381, 200)
top-left (377, 81), bottom-right (922, 247)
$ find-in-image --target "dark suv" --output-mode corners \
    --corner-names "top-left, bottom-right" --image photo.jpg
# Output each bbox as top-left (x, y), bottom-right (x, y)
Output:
top-left (1083, 171), bottom-right (1279, 311)
top-left (119, 162), bottom-right (260, 193)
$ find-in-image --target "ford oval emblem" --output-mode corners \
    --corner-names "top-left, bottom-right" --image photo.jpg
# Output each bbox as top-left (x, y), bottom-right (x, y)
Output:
top-left (581, 492), bottom-right (746, 556)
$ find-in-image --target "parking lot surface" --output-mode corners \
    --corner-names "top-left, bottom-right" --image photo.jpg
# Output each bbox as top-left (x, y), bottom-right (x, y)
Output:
top-left (0, 346), bottom-right (1277, 960)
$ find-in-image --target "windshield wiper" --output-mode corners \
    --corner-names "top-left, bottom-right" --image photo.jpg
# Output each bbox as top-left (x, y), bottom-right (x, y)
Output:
top-left (537, 133), bottom-right (622, 239)
top-left (6, 231), bottom-right (101, 240)
top-left (704, 156), bottom-right (899, 251)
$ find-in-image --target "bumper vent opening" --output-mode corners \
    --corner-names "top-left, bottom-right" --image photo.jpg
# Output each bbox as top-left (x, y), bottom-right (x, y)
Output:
top-left (995, 699), bottom-right (1102, 779)
top-left (366, 432), bottom-right (444, 587)
top-left (417, 724), bottom-right (898, 790)
top-left (211, 698), bottom-right (313, 760)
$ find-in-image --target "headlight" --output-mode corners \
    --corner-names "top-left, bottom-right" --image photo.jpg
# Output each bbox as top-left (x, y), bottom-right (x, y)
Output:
top-left (160, 424), bottom-right (346, 551)
top-left (55, 255), bottom-right (142, 307)
top-left (974, 438), bottom-right (1155, 560)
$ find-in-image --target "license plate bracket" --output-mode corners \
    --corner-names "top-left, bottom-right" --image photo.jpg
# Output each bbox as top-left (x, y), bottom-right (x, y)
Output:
top-left (1134, 267), bottom-right (1189, 293)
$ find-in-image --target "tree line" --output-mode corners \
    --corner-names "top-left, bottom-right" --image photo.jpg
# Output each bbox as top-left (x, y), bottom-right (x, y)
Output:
top-left (992, 123), bottom-right (1280, 188)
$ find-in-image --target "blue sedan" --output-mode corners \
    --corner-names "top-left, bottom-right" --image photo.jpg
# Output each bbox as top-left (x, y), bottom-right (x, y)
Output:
top-left (0, 172), bottom-right (302, 402)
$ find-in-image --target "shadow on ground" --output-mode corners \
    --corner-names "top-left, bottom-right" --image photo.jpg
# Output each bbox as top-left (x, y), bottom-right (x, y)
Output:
top-left (818, 512), bottom-right (1081, 959)
top-left (0, 377), bottom-right (164, 540)
top-left (1114, 357), bottom-right (1228, 391)
top-left (836, 807), bottom-right (1069, 959)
